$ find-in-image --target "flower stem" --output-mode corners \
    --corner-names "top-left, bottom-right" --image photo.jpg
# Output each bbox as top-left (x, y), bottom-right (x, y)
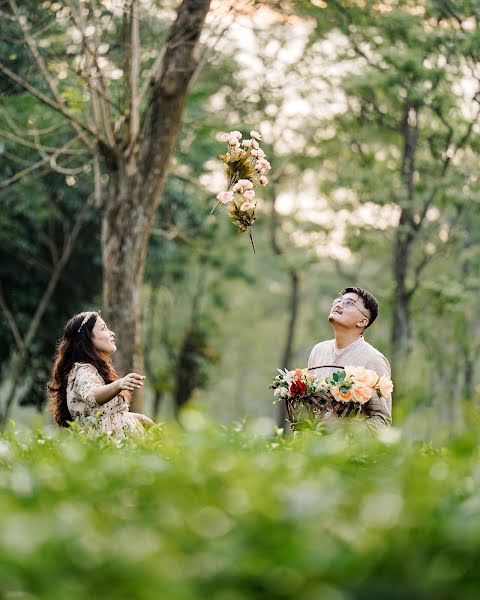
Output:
top-left (210, 200), bottom-right (220, 214)
top-left (248, 227), bottom-right (256, 254)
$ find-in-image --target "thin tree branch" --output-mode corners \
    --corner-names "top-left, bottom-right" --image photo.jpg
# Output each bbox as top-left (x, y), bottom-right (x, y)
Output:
top-left (0, 137), bottom-right (80, 188)
top-left (0, 60), bottom-right (99, 145)
top-left (1, 192), bottom-right (96, 424)
top-left (127, 0), bottom-right (140, 145)
top-left (0, 283), bottom-right (25, 353)
top-left (0, 107), bottom-right (66, 137)
top-left (66, 0), bottom-right (117, 146)
top-left (0, 128), bottom-right (87, 155)
top-left (8, 0), bottom-right (98, 150)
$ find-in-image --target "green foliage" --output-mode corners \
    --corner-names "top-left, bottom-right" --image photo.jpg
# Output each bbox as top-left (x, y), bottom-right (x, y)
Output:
top-left (2, 420), bottom-right (480, 598)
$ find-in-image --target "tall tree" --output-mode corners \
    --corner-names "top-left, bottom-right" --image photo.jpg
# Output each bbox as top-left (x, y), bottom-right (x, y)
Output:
top-left (0, 0), bottom-right (212, 408)
top-left (297, 0), bottom-right (480, 375)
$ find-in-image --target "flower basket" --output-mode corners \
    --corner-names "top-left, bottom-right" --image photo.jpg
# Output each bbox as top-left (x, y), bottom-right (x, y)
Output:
top-left (285, 390), bottom-right (363, 430)
top-left (271, 363), bottom-right (393, 431)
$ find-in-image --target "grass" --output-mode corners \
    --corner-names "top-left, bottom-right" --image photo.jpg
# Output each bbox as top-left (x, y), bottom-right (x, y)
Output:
top-left (1, 411), bottom-right (480, 600)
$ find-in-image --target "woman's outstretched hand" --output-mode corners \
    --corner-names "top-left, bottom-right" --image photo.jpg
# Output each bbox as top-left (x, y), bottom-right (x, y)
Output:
top-left (131, 413), bottom-right (155, 428)
top-left (119, 373), bottom-right (145, 392)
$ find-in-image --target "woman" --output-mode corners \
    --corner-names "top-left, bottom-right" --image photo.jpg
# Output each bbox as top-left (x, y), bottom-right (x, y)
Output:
top-left (48, 311), bottom-right (154, 436)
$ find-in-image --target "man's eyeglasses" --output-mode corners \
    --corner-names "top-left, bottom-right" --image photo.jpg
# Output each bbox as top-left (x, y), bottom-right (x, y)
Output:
top-left (332, 297), bottom-right (370, 321)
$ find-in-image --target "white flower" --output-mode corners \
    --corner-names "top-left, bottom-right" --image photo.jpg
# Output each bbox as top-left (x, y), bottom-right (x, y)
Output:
top-left (250, 130), bottom-right (262, 140)
top-left (216, 190), bottom-right (234, 204)
top-left (228, 134), bottom-right (241, 146)
top-left (240, 201), bottom-right (255, 211)
top-left (219, 132), bottom-right (230, 142)
top-left (259, 175), bottom-right (268, 186)
top-left (243, 189), bottom-right (255, 201)
top-left (242, 139), bottom-right (253, 148)
top-left (233, 179), bottom-right (254, 193)
top-left (260, 159), bottom-right (271, 170)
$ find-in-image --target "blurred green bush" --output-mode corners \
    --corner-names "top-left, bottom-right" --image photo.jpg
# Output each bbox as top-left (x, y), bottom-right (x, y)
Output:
top-left (1, 415), bottom-right (480, 600)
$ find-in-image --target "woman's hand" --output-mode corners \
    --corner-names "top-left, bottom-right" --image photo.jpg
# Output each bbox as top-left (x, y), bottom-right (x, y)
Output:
top-left (118, 373), bottom-right (145, 392)
top-left (131, 413), bottom-right (155, 428)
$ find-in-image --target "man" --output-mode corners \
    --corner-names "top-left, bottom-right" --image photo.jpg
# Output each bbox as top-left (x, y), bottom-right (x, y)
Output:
top-left (307, 287), bottom-right (392, 431)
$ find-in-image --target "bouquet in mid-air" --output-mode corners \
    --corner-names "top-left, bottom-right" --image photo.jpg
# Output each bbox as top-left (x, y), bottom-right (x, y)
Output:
top-left (212, 130), bottom-right (271, 253)
top-left (271, 366), bottom-right (393, 428)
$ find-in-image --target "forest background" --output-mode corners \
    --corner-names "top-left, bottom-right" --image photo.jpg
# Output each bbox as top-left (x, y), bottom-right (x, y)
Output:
top-left (1, 0), bottom-right (479, 440)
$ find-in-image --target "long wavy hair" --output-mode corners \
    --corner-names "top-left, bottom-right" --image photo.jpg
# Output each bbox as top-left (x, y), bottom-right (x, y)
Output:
top-left (48, 311), bottom-right (127, 427)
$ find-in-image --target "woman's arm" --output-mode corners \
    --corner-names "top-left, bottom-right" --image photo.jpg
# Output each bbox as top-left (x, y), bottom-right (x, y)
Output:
top-left (130, 412), bottom-right (155, 428)
top-left (94, 373), bottom-right (145, 406)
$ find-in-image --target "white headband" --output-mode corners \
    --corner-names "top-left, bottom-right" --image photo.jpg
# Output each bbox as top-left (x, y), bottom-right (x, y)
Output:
top-left (78, 313), bottom-right (92, 333)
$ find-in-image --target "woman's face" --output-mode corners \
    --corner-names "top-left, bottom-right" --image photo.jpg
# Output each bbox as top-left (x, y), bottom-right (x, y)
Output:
top-left (91, 317), bottom-right (116, 356)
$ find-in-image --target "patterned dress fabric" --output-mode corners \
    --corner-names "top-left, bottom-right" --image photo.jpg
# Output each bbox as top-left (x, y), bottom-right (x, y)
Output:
top-left (67, 362), bottom-right (144, 437)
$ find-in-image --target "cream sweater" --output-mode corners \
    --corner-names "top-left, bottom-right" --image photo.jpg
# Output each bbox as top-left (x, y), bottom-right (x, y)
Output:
top-left (307, 336), bottom-right (392, 431)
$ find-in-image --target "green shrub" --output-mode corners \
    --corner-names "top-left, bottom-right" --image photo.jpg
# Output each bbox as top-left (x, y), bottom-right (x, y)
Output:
top-left (1, 416), bottom-right (480, 600)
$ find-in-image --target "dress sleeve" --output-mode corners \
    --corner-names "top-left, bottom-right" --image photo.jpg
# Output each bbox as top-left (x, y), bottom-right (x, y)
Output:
top-left (72, 364), bottom-right (103, 409)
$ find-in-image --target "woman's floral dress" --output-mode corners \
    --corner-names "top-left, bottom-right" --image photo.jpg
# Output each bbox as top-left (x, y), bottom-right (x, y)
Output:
top-left (67, 362), bottom-right (144, 437)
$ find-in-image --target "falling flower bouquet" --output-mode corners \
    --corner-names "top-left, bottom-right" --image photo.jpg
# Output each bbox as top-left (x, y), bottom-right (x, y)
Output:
top-left (271, 366), bottom-right (393, 428)
top-left (212, 130), bottom-right (271, 252)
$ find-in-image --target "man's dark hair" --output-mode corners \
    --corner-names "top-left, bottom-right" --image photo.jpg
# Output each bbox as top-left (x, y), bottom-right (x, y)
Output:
top-left (341, 287), bottom-right (379, 328)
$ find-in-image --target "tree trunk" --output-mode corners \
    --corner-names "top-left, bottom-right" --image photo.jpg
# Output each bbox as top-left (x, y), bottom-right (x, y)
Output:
top-left (100, 0), bottom-right (211, 411)
top-left (276, 270), bottom-right (300, 428)
top-left (391, 223), bottom-right (413, 379)
top-left (102, 171), bottom-right (150, 410)
top-left (269, 189), bottom-right (300, 428)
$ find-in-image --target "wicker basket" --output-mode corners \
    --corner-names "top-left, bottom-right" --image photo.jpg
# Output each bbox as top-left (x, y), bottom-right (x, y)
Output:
top-left (284, 364), bottom-right (364, 430)
top-left (285, 391), bottom-right (363, 429)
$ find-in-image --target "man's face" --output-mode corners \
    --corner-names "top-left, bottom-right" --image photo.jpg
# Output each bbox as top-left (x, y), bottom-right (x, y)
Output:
top-left (328, 292), bottom-right (370, 330)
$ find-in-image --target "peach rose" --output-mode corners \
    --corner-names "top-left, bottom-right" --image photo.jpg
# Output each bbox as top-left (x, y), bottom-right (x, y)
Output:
top-left (352, 366), bottom-right (378, 388)
top-left (378, 375), bottom-right (394, 398)
top-left (351, 383), bottom-right (374, 405)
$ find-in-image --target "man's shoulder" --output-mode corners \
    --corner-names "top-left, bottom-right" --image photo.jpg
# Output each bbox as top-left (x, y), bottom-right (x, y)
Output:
top-left (361, 339), bottom-right (391, 368)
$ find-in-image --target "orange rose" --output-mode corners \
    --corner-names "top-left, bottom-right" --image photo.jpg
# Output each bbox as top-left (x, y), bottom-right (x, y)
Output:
top-left (332, 386), bottom-right (352, 402)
